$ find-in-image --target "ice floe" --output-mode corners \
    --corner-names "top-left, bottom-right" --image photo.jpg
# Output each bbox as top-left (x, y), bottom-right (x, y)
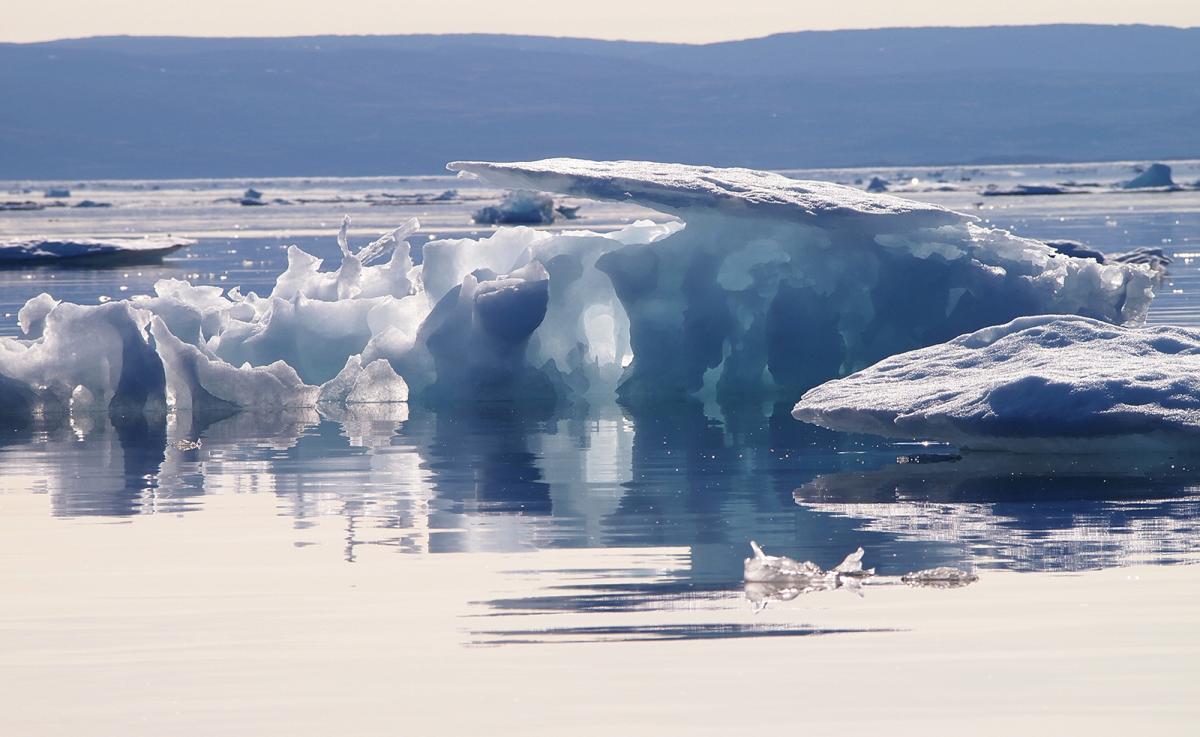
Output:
top-left (792, 315), bottom-right (1200, 452)
top-left (0, 236), bottom-right (195, 264)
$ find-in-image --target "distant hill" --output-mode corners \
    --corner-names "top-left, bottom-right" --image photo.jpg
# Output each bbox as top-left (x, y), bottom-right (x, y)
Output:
top-left (1, 25), bottom-right (1198, 178)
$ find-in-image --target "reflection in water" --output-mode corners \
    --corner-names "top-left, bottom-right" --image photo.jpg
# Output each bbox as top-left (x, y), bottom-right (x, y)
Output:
top-left (3, 402), bottom-right (1200, 580)
top-left (794, 453), bottom-right (1200, 571)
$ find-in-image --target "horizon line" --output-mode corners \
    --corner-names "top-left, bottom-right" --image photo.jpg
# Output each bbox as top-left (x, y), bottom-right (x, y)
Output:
top-left (5, 21), bottom-right (1198, 48)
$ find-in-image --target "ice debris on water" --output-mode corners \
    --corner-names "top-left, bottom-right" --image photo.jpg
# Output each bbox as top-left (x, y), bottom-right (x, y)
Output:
top-left (743, 542), bottom-right (978, 608)
top-left (744, 541), bottom-right (874, 584)
top-left (901, 567), bottom-right (979, 588)
top-left (743, 542), bottom-right (874, 609)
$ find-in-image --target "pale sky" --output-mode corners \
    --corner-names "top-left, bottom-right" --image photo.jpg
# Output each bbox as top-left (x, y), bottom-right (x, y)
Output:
top-left (4, 0), bottom-right (1198, 44)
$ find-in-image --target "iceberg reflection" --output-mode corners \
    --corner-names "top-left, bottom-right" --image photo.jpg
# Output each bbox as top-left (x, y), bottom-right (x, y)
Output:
top-left (2, 403), bottom-right (1200, 574)
top-left (794, 453), bottom-right (1200, 571)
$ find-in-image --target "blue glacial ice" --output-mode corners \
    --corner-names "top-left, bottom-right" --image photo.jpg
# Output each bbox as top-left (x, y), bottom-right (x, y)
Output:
top-left (0, 158), bottom-right (1159, 418)
top-left (792, 315), bottom-right (1200, 452)
top-left (450, 158), bottom-right (1153, 401)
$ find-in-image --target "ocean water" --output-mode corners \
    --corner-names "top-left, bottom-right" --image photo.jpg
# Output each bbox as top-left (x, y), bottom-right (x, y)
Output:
top-left (2, 161), bottom-right (1200, 625)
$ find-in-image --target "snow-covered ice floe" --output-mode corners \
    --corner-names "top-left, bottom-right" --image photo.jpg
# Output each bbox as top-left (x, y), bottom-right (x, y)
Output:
top-left (0, 158), bottom-right (1160, 418)
top-left (792, 315), bottom-right (1200, 453)
top-left (0, 236), bottom-right (195, 265)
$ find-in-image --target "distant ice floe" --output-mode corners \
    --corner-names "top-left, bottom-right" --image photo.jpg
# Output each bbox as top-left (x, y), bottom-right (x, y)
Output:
top-left (0, 158), bottom-right (1159, 417)
top-left (793, 315), bottom-right (1200, 452)
top-left (0, 236), bottom-right (195, 265)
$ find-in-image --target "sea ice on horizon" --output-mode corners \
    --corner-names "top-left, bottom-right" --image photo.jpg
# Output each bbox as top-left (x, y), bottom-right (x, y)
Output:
top-left (792, 315), bottom-right (1200, 452)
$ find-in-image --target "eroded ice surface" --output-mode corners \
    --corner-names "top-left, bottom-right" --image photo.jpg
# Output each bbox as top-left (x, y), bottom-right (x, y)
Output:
top-left (0, 159), bottom-right (1160, 416)
top-left (792, 315), bottom-right (1200, 452)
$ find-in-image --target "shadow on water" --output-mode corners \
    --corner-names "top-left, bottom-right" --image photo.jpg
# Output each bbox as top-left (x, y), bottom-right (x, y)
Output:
top-left (3, 400), bottom-right (1200, 579)
top-left (471, 623), bottom-right (890, 646)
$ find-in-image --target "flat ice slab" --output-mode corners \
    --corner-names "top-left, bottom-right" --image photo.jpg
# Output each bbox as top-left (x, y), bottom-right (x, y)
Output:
top-left (0, 236), bottom-right (195, 264)
top-left (792, 315), bottom-right (1200, 452)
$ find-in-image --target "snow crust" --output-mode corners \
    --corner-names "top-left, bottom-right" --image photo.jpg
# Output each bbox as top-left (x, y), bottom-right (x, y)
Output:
top-left (0, 158), bottom-right (1160, 417)
top-left (792, 315), bottom-right (1200, 452)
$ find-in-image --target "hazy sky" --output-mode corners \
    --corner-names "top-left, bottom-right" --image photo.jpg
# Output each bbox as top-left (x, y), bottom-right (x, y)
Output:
top-left (4, 0), bottom-right (1198, 43)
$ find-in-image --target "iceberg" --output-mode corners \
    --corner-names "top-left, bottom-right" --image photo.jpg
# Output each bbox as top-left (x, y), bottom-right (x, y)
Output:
top-left (0, 158), bottom-right (1160, 417)
top-left (792, 315), bottom-right (1200, 452)
top-left (865, 176), bottom-right (889, 193)
top-left (0, 236), bottom-right (195, 265)
top-left (1122, 162), bottom-right (1177, 190)
top-left (451, 158), bottom-right (1153, 401)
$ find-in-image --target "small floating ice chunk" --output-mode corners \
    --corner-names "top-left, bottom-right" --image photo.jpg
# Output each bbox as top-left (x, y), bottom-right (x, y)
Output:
top-left (744, 541), bottom-right (873, 583)
top-left (240, 188), bottom-right (267, 206)
top-left (744, 541), bottom-right (823, 582)
top-left (901, 567), bottom-right (979, 588)
top-left (472, 190), bottom-right (557, 225)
